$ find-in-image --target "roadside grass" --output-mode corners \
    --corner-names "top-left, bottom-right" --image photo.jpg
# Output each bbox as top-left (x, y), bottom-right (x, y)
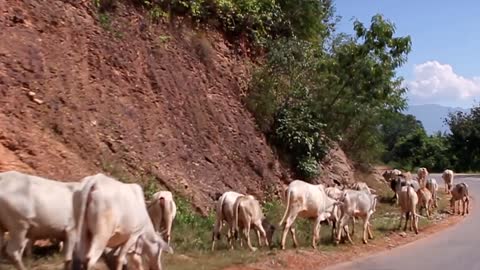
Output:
top-left (0, 174), bottom-right (454, 270)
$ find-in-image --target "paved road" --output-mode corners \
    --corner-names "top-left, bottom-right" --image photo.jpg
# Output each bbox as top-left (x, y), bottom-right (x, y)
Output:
top-left (325, 174), bottom-right (479, 270)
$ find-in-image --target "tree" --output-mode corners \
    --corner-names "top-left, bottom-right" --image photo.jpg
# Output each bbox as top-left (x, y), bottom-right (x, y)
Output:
top-left (445, 106), bottom-right (480, 171)
top-left (247, 13), bottom-right (412, 179)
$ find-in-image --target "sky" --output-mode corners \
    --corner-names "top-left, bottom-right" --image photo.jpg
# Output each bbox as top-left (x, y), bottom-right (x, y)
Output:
top-left (334, 0), bottom-right (480, 109)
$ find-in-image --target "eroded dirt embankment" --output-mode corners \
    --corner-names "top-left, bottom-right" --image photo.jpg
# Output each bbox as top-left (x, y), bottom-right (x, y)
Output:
top-left (1, 0), bottom-right (293, 212)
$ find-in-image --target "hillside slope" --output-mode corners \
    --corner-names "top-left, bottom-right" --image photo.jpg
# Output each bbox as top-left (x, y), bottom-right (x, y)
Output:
top-left (0, 0), bottom-right (362, 213)
top-left (0, 0), bottom-right (296, 211)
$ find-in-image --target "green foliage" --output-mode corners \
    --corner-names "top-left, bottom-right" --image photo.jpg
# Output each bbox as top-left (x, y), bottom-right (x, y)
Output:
top-left (173, 196), bottom-right (215, 250)
top-left (444, 105), bottom-right (480, 171)
top-left (381, 112), bottom-right (452, 172)
top-left (247, 13), bottom-right (412, 177)
top-left (273, 104), bottom-right (329, 179)
top-left (93, 0), bottom-right (337, 45)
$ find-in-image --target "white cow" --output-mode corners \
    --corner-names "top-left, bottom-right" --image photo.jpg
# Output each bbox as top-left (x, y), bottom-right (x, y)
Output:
top-left (232, 195), bottom-right (272, 251)
top-left (335, 190), bottom-right (377, 245)
top-left (398, 185), bottom-right (420, 234)
top-left (417, 167), bottom-right (429, 187)
top-left (147, 191), bottom-right (177, 244)
top-left (450, 183), bottom-right (469, 216)
top-left (416, 187), bottom-right (433, 218)
top-left (211, 191), bottom-right (245, 251)
top-left (72, 173), bottom-right (173, 270)
top-left (426, 178), bottom-right (439, 208)
top-left (0, 171), bottom-right (80, 270)
top-left (279, 180), bottom-right (340, 250)
top-left (349, 182), bottom-right (376, 194)
top-left (442, 169), bottom-right (454, 194)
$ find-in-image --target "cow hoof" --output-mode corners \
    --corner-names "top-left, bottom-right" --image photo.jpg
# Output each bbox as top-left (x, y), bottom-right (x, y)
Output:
top-left (363, 239), bottom-right (368, 244)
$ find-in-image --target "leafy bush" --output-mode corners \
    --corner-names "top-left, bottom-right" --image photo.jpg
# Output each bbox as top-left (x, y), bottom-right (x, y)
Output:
top-left (273, 104), bottom-right (329, 179)
top-left (173, 196), bottom-right (215, 250)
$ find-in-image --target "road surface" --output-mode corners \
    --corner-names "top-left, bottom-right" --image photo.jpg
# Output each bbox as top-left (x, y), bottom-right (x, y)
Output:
top-left (326, 174), bottom-right (479, 270)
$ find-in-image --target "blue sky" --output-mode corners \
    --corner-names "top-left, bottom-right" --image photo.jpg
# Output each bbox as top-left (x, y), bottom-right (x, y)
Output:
top-left (334, 0), bottom-right (480, 108)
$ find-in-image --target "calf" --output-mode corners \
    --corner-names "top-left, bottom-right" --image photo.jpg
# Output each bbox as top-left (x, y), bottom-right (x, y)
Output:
top-left (211, 191), bottom-right (245, 251)
top-left (0, 171), bottom-right (80, 270)
top-left (72, 173), bottom-right (173, 270)
top-left (442, 169), bottom-right (455, 194)
top-left (147, 191), bottom-right (177, 244)
top-left (279, 180), bottom-right (340, 250)
top-left (398, 185), bottom-right (420, 234)
top-left (450, 183), bottom-right (469, 215)
top-left (416, 187), bottom-right (433, 218)
top-left (335, 190), bottom-right (377, 245)
top-left (232, 195), bottom-right (274, 251)
top-left (426, 178), bottom-right (439, 208)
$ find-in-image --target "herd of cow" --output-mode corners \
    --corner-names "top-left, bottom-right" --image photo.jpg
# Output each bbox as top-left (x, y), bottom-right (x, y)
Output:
top-left (0, 168), bottom-right (471, 270)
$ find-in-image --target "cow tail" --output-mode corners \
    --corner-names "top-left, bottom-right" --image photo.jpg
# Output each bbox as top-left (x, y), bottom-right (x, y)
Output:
top-left (279, 189), bottom-right (291, 227)
top-left (233, 197), bottom-right (241, 240)
top-left (73, 177), bottom-right (97, 264)
top-left (406, 185), bottom-right (411, 220)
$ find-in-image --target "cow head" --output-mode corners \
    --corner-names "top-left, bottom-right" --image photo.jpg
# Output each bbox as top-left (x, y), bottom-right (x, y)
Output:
top-left (145, 233), bottom-right (174, 270)
top-left (262, 218), bottom-right (277, 248)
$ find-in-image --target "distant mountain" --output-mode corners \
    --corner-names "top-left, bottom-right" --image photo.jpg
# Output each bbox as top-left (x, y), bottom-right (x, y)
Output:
top-left (405, 104), bottom-right (469, 135)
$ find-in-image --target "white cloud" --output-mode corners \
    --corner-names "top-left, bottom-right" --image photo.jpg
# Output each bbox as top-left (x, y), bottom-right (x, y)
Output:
top-left (406, 61), bottom-right (480, 106)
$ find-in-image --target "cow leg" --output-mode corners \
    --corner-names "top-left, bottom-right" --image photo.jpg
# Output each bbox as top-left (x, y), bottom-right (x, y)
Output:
top-left (290, 227), bottom-right (299, 248)
top-left (367, 221), bottom-right (374, 240)
top-left (227, 226), bottom-right (235, 250)
top-left (243, 219), bottom-right (256, 252)
top-left (409, 211), bottom-right (414, 231)
top-left (402, 213), bottom-right (408, 231)
top-left (413, 212), bottom-right (419, 234)
top-left (63, 232), bottom-right (76, 270)
top-left (330, 220), bottom-right (336, 243)
top-left (115, 237), bottom-right (138, 270)
top-left (255, 229), bottom-right (262, 247)
top-left (351, 217), bottom-right (355, 236)
top-left (58, 241), bottom-right (64, 253)
top-left (164, 214), bottom-right (173, 245)
top-left (391, 193), bottom-right (397, 204)
top-left (362, 215), bottom-right (373, 244)
top-left (86, 232), bottom-right (111, 270)
top-left (337, 215), bottom-right (353, 245)
top-left (0, 231), bottom-right (4, 260)
top-left (280, 214), bottom-right (297, 250)
top-left (254, 222), bottom-right (268, 248)
top-left (311, 217), bottom-right (321, 249)
top-left (211, 218), bottom-right (223, 251)
top-left (5, 229), bottom-right (28, 270)
top-left (129, 253), bottom-right (144, 270)
top-left (23, 239), bottom-right (32, 258)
